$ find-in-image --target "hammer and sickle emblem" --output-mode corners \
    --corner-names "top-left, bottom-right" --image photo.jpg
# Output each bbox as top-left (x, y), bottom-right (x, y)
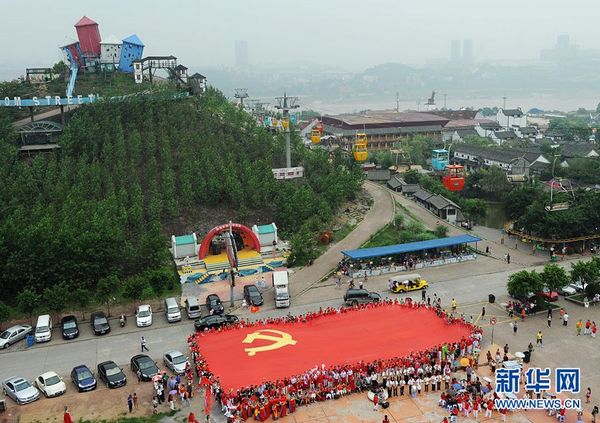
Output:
top-left (242, 329), bottom-right (297, 356)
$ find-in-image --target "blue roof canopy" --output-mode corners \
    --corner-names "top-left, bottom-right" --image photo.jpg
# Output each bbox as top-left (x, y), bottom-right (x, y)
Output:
top-left (342, 234), bottom-right (481, 260)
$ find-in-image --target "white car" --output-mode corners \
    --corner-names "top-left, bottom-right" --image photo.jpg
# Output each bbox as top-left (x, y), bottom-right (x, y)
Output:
top-left (0, 324), bottom-right (33, 349)
top-left (163, 350), bottom-right (189, 375)
top-left (34, 371), bottom-right (66, 398)
top-left (559, 285), bottom-right (577, 296)
top-left (136, 305), bottom-right (153, 327)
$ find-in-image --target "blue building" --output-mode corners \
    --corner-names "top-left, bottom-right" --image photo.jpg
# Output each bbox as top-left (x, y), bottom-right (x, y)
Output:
top-left (118, 34), bottom-right (144, 73)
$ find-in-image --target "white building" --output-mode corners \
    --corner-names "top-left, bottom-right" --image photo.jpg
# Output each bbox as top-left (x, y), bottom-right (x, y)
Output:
top-left (171, 233), bottom-right (198, 259)
top-left (496, 108), bottom-right (528, 130)
top-left (252, 223), bottom-right (278, 248)
top-left (100, 35), bottom-right (122, 64)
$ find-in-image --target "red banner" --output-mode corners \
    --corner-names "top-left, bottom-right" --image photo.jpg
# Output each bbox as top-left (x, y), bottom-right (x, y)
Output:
top-left (196, 303), bottom-right (472, 391)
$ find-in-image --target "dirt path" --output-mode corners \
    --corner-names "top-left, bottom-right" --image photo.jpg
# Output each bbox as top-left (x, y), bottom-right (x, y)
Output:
top-left (289, 181), bottom-right (395, 297)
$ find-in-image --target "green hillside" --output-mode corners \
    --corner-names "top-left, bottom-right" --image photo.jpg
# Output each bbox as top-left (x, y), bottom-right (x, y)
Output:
top-left (0, 89), bottom-right (362, 315)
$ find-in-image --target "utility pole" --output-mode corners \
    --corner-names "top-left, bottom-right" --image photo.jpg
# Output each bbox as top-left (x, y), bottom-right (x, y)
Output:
top-left (275, 92), bottom-right (299, 169)
top-left (396, 92), bottom-right (400, 112)
top-left (502, 96), bottom-right (507, 109)
top-left (234, 88), bottom-right (249, 108)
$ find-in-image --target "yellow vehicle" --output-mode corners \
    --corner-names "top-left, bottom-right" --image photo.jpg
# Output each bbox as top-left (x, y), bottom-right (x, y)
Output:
top-left (310, 129), bottom-right (321, 144)
top-left (388, 273), bottom-right (428, 293)
top-left (352, 132), bottom-right (368, 162)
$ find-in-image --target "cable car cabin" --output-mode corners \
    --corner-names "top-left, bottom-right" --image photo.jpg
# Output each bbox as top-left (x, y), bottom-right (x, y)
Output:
top-left (310, 129), bottom-right (321, 144)
top-left (432, 149), bottom-right (449, 172)
top-left (441, 165), bottom-right (465, 191)
top-left (352, 132), bottom-right (368, 162)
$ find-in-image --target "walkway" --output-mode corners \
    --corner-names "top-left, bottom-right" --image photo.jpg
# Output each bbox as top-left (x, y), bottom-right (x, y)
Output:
top-left (289, 181), bottom-right (394, 297)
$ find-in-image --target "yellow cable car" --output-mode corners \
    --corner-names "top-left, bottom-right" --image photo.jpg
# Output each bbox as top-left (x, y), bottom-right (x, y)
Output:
top-left (352, 132), bottom-right (368, 162)
top-left (310, 129), bottom-right (321, 144)
top-left (282, 118), bottom-right (290, 129)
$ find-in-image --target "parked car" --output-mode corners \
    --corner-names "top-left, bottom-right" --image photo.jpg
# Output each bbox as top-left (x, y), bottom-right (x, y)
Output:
top-left (97, 361), bottom-right (127, 388)
top-left (91, 311), bottom-right (111, 335)
top-left (0, 324), bottom-right (33, 349)
top-left (243, 285), bottom-right (264, 306)
top-left (206, 294), bottom-right (224, 315)
top-left (343, 288), bottom-right (381, 306)
top-left (558, 285), bottom-right (577, 296)
top-left (2, 376), bottom-right (40, 405)
top-left (538, 289), bottom-right (559, 302)
top-left (185, 297), bottom-right (202, 319)
top-left (34, 371), bottom-right (66, 398)
top-left (34, 314), bottom-right (53, 343)
top-left (135, 304), bottom-right (153, 327)
top-left (61, 315), bottom-right (79, 340)
top-left (70, 365), bottom-right (97, 392)
top-left (194, 314), bottom-right (239, 332)
top-left (163, 350), bottom-right (189, 375)
top-left (130, 354), bottom-right (160, 381)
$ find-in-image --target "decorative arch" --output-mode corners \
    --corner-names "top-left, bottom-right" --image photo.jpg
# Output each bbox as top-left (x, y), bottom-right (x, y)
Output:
top-left (199, 223), bottom-right (261, 259)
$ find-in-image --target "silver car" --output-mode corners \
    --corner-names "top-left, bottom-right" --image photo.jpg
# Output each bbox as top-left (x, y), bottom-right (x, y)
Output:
top-left (163, 350), bottom-right (189, 375)
top-left (2, 376), bottom-right (40, 405)
top-left (0, 324), bottom-right (33, 349)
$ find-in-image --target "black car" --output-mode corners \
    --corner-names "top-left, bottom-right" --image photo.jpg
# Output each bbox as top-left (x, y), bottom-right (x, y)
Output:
top-left (243, 285), bottom-right (263, 306)
top-left (206, 294), bottom-right (224, 315)
top-left (97, 361), bottom-right (127, 388)
top-left (91, 311), bottom-right (110, 336)
top-left (70, 365), bottom-right (97, 392)
top-left (61, 315), bottom-right (79, 340)
top-left (194, 314), bottom-right (239, 332)
top-left (130, 354), bottom-right (159, 381)
top-left (343, 288), bottom-right (381, 306)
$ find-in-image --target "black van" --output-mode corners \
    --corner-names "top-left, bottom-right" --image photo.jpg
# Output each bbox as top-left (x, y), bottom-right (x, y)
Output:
top-left (343, 289), bottom-right (381, 306)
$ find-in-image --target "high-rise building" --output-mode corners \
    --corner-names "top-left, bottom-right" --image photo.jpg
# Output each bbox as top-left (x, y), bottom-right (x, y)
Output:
top-left (450, 40), bottom-right (461, 63)
top-left (462, 39), bottom-right (473, 65)
top-left (235, 40), bottom-right (248, 68)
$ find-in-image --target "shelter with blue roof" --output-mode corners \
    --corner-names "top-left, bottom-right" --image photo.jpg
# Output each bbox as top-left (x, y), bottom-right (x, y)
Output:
top-left (119, 34), bottom-right (144, 72)
top-left (341, 235), bottom-right (481, 278)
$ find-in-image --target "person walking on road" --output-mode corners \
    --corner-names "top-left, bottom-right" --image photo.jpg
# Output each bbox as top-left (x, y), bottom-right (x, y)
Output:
top-left (547, 314), bottom-right (552, 328)
top-left (127, 394), bottom-right (134, 413)
top-left (507, 253), bottom-right (511, 264)
top-left (512, 320), bottom-right (518, 335)
top-left (141, 336), bottom-right (149, 352)
top-left (451, 298), bottom-right (457, 312)
top-left (586, 387), bottom-right (592, 404)
top-left (577, 319), bottom-right (583, 335)
top-left (536, 330), bottom-right (543, 347)
top-left (421, 288), bottom-right (426, 302)
top-left (133, 392), bottom-right (139, 409)
top-left (481, 306), bottom-right (486, 321)
top-left (563, 312), bottom-right (569, 326)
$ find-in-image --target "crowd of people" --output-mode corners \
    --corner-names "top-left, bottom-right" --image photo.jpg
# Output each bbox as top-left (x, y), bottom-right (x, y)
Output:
top-left (187, 300), bottom-right (480, 422)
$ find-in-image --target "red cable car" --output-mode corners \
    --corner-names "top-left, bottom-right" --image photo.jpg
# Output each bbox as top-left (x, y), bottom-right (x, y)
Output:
top-left (442, 165), bottom-right (465, 191)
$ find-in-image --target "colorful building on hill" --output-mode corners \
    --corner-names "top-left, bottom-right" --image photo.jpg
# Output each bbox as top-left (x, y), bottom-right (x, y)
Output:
top-left (100, 35), bottom-right (122, 64)
top-left (61, 39), bottom-right (83, 68)
top-left (119, 34), bottom-right (145, 73)
top-left (171, 233), bottom-right (198, 259)
top-left (74, 16), bottom-right (101, 58)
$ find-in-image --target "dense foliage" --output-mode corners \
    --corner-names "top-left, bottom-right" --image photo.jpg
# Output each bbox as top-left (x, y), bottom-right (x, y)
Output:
top-left (0, 89), bottom-right (362, 313)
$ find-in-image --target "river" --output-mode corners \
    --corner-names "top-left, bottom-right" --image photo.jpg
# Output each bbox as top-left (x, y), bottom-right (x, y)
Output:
top-left (477, 202), bottom-right (507, 230)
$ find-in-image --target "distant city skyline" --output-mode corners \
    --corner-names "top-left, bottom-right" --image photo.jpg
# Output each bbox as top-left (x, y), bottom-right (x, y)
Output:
top-left (1, 0), bottom-right (600, 75)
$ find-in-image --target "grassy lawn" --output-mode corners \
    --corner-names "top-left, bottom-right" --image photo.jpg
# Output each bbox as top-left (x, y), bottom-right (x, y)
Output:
top-left (333, 223), bottom-right (356, 242)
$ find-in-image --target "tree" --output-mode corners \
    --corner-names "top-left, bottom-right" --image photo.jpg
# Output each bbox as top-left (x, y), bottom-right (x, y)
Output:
top-left (72, 287), bottom-right (91, 320)
top-left (0, 302), bottom-right (11, 330)
top-left (507, 270), bottom-right (542, 300)
top-left (43, 282), bottom-right (71, 322)
top-left (97, 275), bottom-right (120, 316)
top-left (287, 225), bottom-right (318, 267)
top-left (434, 225), bottom-right (449, 238)
top-left (570, 260), bottom-right (600, 291)
top-left (16, 288), bottom-right (40, 325)
top-left (541, 264), bottom-right (569, 293)
top-left (122, 276), bottom-right (150, 304)
top-left (478, 166), bottom-right (512, 199)
top-left (403, 169), bottom-right (420, 184)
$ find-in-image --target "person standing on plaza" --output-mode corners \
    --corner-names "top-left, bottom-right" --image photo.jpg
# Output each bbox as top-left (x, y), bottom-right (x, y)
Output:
top-left (451, 298), bottom-right (457, 312)
top-left (512, 320), bottom-right (518, 335)
top-left (133, 392), bottom-right (139, 409)
top-left (577, 319), bottom-right (583, 335)
top-left (127, 394), bottom-right (134, 413)
top-left (547, 314), bottom-right (552, 328)
top-left (507, 253), bottom-right (511, 264)
top-left (422, 288), bottom-right (426, 302)
top-left (592, 405), bottom-right (599, 423)
top-left (373, 392), bottom-right (379, 410)
top-left (141, 336), bottom-right (149, 352)
top-left (536, 330), bottom-right (543, 347)
top-left (63, 406), bottom-right (73, 423)
top-left (587, 388), bottom-right (592, 403)
top-left (563, 312), bottom-right (569, 326)
top-left (481, 306), bottom-right (486, 321)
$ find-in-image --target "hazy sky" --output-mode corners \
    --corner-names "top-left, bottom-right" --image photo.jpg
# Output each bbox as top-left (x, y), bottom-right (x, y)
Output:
top-left (2, 0), bottom-right (599, 71)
